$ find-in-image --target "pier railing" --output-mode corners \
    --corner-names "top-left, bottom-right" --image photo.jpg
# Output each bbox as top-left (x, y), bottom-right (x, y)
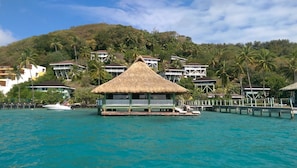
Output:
top-left (182, 98), bottom-right (292, 108)
top-left (180, 98), bottom-right (295, 119)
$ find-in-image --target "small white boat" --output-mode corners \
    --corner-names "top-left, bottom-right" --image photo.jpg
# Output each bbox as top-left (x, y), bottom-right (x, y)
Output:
top-left (43, 103), bottom-right (72, 110)
top-left (175, 106), bottom-right (201, 115)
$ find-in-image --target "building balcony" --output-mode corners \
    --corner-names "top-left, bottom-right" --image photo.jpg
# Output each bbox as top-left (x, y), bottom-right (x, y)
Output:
top-left (53, 67), bottom-right (72, 70)
top-left (105, 69), bottom-right (126, 73)
top-left (165, 72), bottom-right (183, 76)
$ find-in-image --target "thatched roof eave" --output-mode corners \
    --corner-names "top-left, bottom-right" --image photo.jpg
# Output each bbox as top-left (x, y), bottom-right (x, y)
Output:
top-left (280, 82), bottom-right (297, 91)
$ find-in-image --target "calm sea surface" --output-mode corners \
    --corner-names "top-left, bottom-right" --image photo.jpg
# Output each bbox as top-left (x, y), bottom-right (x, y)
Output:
top-left (1, 108), bottom-right (297, 168)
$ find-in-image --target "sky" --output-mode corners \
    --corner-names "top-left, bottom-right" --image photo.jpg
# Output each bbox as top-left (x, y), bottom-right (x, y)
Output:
top-left (0, 0), bottom-right (297, 46)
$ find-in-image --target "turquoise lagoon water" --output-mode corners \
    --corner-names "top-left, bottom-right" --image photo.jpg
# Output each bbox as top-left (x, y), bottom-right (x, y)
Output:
top-left (1, 109), bottom-right (297, 168)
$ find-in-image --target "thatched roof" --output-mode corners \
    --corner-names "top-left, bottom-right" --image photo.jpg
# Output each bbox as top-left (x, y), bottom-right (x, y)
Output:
top-left (91, 56), bottom-right (188, 94)
top-left (280, 82), bottom-right (297, 91)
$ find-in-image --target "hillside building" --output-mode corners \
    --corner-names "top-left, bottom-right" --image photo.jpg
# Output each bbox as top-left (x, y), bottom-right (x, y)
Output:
top-left (104, 63), bottom-right (127, 77)
top-left (90, 50), bottom-right (109, 62)
top-left (50, 60), bottom-right (85, 80)
top-left (0, 64), bottom-right (46, 95)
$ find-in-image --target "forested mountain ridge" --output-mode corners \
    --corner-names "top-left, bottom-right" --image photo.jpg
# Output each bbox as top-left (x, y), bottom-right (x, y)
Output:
top-left (1, 23), bottom-right (297, 99)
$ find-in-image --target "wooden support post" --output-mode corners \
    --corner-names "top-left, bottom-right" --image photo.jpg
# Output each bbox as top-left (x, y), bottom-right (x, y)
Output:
top-left (148, 93), bottom-right (151, 113)
top-left (129, 93), bottom-right (132, 113)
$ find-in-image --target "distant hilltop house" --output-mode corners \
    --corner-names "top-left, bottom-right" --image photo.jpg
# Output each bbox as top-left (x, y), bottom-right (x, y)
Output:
top-left (49, 60), bottom-right (86, 80)
top-left (142, 55), bottom-right (160, 70)
top-left (0, 64), bottom-right (46, 95)
top-left (171, 55), bottom-right (187, 64)
top-left (90, 50), bottom-right (160, 70)
top-left (90, 50), bottom-right (109, 62)
top-left (104, 63), bottom-right (127, 77)
top-left (162, 56), bottom-right (216, 93)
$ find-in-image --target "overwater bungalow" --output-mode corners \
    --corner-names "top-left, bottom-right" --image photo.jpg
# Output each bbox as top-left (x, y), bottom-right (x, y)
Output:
top-left (91, 56), bottom-right (196, 116)
top-left (280, 82), bottom-right (297, 106)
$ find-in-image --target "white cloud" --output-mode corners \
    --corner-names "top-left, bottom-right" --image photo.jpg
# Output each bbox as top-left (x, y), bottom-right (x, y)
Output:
top-left (0, 27), bottom-right (17, 46)
top-left (69, 0), bottom-right (297, 44)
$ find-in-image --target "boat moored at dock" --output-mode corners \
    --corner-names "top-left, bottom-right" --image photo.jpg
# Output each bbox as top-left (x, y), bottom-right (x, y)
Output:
top-left (43, 103), bottom-right (72, 110)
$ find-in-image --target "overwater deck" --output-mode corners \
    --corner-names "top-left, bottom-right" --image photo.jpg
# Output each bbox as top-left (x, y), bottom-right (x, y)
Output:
top-left (185, 98), bottom-right (295, 119)
top-left (212, 105), bottom-right (294, 118)
top-left (101, 111), bottom-right (200, 116)
top-left (96, 98), bottom-right (201, 116)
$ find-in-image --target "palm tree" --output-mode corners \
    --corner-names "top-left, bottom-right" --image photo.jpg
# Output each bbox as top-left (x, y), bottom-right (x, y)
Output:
top-left (281, 50), bottom-right (297, 82)
top-left (89, 60), bottom-right (107, 85)
top-left (67, 65), bottom-right (82, 81)
top-left (13, 65), bottom-right (22, 102)
top-left (79, 45), bottom-right (92, 70)
top-left (86, 39), bottom-right (97, 50)
top-left (238, 45), bottom-right (255, 99)
top-left (107, 46), bottom-right (116, 63)
top-left (255, 49), bottom-right (276, 97)
top-left (208, 47), bottom-right (226, 70)
top-left (50, 37), bottom-right (63, 52)
top-left (119, 43), bottom-right (127, 54)
top-left (216, 61), bottom-right (231, 91)
top-left (232, 55), bottom-right (245, 95)
top-left (18, 48), bottom-right (37, 103)
top-left (69, 36), bottom-right (80, 63)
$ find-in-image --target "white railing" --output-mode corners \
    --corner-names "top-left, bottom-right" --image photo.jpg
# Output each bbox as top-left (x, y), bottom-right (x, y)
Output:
top-left (53, 67), bottom-right (71, 70)
top-left (132, 99), bottom-right (148, 105)
top-left (105, 69), bottom-right (125, 73)
top-left (182, 98), bottom-right (292, 108)
top-left (104, 99), bottom-right (174, 106)
top-left (106, 99), bottom-right (129, 106)
top-left (151, 100), bottom-right (173, 106)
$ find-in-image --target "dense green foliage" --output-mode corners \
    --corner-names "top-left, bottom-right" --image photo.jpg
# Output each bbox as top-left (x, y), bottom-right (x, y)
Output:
top-left (1, 23), bottom-right (297, 103)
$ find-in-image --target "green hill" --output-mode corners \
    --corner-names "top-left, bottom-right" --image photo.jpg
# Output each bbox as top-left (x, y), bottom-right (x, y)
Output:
top-left (0, 23), bottom-right (196, 67)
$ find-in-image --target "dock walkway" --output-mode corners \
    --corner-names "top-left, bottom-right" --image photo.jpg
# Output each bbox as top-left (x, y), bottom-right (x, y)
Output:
top-left (183, 98), bottom-right (295, 119)
top-left (212, 105), bottom-right (294, 118)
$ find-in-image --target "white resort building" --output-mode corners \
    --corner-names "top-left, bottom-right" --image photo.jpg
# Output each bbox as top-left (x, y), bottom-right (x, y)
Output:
top-left (163, 57), bottom-right (216, 93)
top-left (142, 55), bottom-right (160, 70)
top-left (50, 60), bottom-right (85, 80)
top-left (163, 68), bottom-right (184, 83)
top-left (183, 63), bottom-right (208, 80)
top-left (104, 63), bottom-right (127, 77)
top-left (30, 80), bottom-right (74, 99)
top-left (170, 55), bottom-right (187, 64)
top-left (90, 50), bottom-right (109, 62)
top-left (0, 64), bottom-right (46, 95)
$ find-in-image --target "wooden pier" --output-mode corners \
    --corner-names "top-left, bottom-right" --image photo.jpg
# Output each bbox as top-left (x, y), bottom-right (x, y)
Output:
top-left (183, 98), bottom-right (295, 119)
top-left (212, 105), bottom-right (294, 119)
